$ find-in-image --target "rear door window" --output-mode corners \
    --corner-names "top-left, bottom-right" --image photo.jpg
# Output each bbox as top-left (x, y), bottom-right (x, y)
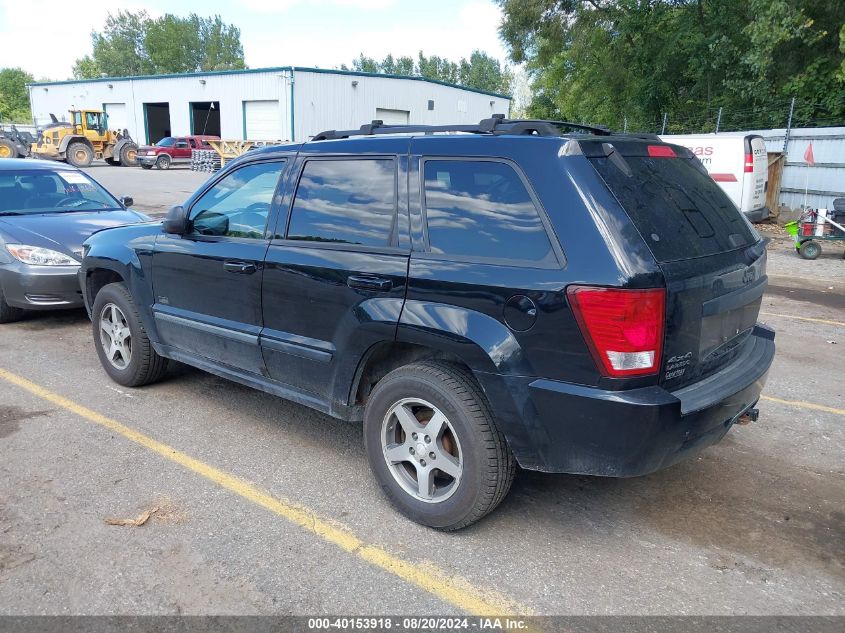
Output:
top-left (287, 158), bottom-right (397, 247)
top-left (422, 159), bottom-right (556, 264)
top-left (590, 153), bottom-right (756, 262)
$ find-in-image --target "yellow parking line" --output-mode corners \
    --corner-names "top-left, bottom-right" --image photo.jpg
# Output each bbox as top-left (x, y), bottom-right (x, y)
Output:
top-left (761, 395), bottom-right (845, 417)
top-left (0, 367), bottom-right (527, 616)
top-left (760, 312), bottom-right (845, 328)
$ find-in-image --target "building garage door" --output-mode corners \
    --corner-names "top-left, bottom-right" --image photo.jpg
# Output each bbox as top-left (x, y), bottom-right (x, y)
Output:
top-left (103, 103), bottom-right (128, 133)
top-left (376, 108), bottom-right (410, 125)
top-left (244, 100), bottom-right (282, 140)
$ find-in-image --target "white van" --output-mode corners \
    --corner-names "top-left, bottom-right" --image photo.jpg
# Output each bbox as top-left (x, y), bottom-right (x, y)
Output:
top-left (659, 134), bottom-right (769, 222)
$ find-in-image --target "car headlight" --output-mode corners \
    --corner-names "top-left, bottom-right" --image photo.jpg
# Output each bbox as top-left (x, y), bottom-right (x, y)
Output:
top-left (5, 244), bottom-right (79, 266)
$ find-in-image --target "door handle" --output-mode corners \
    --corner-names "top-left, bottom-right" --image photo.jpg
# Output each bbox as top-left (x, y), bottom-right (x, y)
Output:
top-left (347, 275), bottom-right (393, 292)
top-left (224, 260), bottom-right (257, 274)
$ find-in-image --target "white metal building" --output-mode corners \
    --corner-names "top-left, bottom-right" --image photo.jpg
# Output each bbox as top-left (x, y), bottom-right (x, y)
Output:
top-left (28, 67), bottom-right (511, 145)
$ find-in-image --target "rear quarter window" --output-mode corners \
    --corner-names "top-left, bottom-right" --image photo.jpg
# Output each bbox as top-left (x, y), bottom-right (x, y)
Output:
top-left (422, 159), bottom-right (556, 265)
top-left (590, 154), bottom-right (757, 262)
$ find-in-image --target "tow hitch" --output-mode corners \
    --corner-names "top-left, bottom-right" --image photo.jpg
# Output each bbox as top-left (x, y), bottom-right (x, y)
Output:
top-left (736, 407), bottom-right (760, 425)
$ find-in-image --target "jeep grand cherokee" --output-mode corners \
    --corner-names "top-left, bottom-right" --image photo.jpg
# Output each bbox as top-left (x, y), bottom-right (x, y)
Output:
top-left (79, 116), bottom-right (775, 530)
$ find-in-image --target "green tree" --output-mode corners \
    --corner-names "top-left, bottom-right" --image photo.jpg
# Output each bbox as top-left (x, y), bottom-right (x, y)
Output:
top-left (458, 51), bottom-right (512, 95)
top-left (0, 67), bottom-right (34, 122)
top-left (73, 10), bottom-right (245, 79)
top-left (82, 10), bottom-right (153, 78)
top-left (497, 0), bottom-right (845, 132)
top-left (343, 50), bottom-right (511, 94)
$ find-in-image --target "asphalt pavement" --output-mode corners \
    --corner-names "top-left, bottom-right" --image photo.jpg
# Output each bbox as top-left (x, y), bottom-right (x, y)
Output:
top-left (83, 163), bottom-right (210, 218)
top-left (0, 168), bottom-right (842, 616)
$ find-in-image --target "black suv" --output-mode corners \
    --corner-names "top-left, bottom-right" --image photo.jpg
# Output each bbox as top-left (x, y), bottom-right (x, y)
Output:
top-left (79, 117), bottom-right (775, 530)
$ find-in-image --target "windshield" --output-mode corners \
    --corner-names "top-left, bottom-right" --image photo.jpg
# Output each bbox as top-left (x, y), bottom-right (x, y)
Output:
top-left (0, 169), bottom-right (122, 216)
top-left (156, 137), bottom-right (176, 147)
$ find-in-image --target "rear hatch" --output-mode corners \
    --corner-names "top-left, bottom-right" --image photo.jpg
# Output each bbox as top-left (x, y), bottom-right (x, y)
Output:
top-left (585, 139), bottom-right (767, 390)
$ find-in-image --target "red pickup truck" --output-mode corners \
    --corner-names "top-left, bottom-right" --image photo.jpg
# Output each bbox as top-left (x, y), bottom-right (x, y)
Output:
top-left (138, 135), bottom-right (219, 170)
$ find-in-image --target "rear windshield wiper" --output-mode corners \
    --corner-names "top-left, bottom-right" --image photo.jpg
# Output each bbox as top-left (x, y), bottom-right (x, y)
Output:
top-left (0, 211), bottom-right (25, 216)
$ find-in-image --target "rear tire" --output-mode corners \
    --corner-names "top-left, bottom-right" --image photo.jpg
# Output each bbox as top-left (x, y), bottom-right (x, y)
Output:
top-left (364, 361), bottom-right (515, 530)
top-left (119, 143), bottom-right (138, 167)
top-left (91, 282), bottom-right (168, 387)
top-left (155, 154), bottom-right (171, 170)
top-left (0, 138), bottom-right (15, 159)
top-left (66, 142), bottom-right (93, 167)
top-left (799, 240), bottom-right (821, 260)
top-left (0, 286), bottom-right (24, 323)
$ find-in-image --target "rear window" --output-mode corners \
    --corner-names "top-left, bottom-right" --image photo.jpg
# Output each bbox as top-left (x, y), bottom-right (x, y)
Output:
top-left (590, 154), bottom-right (756, 262)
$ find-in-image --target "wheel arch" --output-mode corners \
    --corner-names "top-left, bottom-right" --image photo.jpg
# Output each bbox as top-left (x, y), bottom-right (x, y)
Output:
top-left (85, 268), bottom-right (126, 311)
top-left (348, 341), bottom-right (473, 409)
top-left (59, 135), bottom-right (91, 154)
top-left (80, 227), bottom-right (160, 343)
top-left (113, 138), bottom-right (135, 155)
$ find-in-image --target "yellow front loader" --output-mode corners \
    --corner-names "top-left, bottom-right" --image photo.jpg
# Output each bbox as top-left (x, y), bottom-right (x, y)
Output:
top-left (30, 110), bottom-right (138, 167)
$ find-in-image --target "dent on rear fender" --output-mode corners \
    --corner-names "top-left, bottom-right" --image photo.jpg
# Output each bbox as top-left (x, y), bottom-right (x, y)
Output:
top-left (398, 300), bottom-right (528, 374)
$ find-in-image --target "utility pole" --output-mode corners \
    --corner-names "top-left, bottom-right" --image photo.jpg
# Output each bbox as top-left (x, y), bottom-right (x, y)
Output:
top-left (715, 107), bottom-right (722, 134)
top-left (782, 97), bottom-right (796, 154)
top-left (661, 112), bottom-right (668, 135)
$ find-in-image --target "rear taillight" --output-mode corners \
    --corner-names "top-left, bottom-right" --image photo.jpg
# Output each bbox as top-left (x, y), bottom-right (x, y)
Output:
top-left (744, 152), bottom-right (754, 173)
top-left (567, 286), bottom-right (666, 378)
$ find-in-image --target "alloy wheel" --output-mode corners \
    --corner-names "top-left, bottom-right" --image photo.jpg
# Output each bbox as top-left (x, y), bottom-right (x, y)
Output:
top-left (381, 397), bottom-right (463, 503)
top-left (99, 303), bottom-right (132, 370)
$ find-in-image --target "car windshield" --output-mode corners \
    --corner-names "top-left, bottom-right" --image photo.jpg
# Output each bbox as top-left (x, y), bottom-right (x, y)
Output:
top-left (156, 137), bottom-right (176, 147)
top-left (0, 169), bottom-right (121, 215)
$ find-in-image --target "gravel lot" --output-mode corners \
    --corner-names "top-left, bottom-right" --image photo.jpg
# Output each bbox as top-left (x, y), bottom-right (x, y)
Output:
top-left (0, 167), bottom-right (842, 617)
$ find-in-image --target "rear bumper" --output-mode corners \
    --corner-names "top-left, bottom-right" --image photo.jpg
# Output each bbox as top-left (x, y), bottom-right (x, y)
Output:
top-left (744, 206), bottom-right (770, 223)
top-left (480, 325), bottom-right (775, 476)
top-left (0, 263), bottom-right (84, 310)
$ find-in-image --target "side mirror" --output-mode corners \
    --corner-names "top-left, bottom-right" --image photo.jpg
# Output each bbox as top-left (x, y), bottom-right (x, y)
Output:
top-left (119, 195), bottom-right (134, 208)
top-left (162, 205), bottom-right (190, 235)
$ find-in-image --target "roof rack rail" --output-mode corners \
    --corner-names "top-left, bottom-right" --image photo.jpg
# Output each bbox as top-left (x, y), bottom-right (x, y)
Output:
top-left (311, 115), bottom-right (612, 141)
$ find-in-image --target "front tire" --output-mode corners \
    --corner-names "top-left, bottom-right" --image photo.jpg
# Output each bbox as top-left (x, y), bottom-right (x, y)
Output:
top-left (140, 163), bottom-right (153, 170)
top-left (364, 361), bottom-right (515, 530)
top-left (155, 154), bottom-right (171, 170)
top-left (120, 143), bottom-right (138, 167)
top-left (91, 283), bottom-right (168, 387)
top-left (66, 142), bottom-right (93, 167)
top-left (0, 286), bottom-right (24, 323)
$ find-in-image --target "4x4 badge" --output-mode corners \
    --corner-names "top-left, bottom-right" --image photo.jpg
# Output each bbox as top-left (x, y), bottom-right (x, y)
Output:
top-left (742, 268), bottom-right (755, 284)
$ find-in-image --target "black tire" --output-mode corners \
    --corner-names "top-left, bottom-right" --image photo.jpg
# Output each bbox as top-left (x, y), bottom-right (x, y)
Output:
top-left (798, 241), bottom-right (821, 260)
top-left (364, 360), bottom-right (515, 530)
top-left (0, 286), bottom-right (24, 323)
top-left (0, 138), bottom-right (15, 159)
top-left (155, 154), bottom-right (171, 170)
top-left (91, 282), bottom-right (168, 387)
top-left (140, 163), bottom-right (153, 170)
top-left (66, 142), bottom-right (94, 167)
top-left (119, 143), bottom-right (138, 167)
top-left (105, 157), bottom-right (120, 166)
